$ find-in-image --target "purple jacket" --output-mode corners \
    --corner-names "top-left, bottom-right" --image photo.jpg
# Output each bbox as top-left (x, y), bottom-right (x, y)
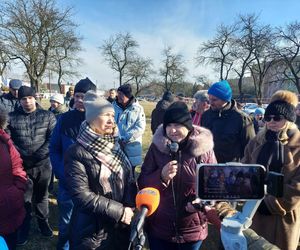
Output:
top-left (138, 125), bottom-right (217, 243)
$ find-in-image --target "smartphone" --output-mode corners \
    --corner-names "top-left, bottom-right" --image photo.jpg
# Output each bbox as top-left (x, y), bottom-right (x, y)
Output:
top-left (197, 163), bottom-right (266, 200)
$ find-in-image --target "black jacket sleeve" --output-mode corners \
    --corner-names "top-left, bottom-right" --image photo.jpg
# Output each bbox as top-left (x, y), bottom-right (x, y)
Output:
top-left (64, 145), bottom-right (125, 223)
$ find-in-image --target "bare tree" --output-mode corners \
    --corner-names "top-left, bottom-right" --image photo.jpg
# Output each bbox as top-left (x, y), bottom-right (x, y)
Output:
top-left (232, 14), bottom-right (276, 101)
top-left (250, 25), bottom-right (277, 102)
top-left (195, 74), bottom-right (212, 89)
top-left (196, 24), bottom-right (237, 81)
top-left (48, 29), bottom-right (82, 93)
top-left (0, 42), bottom-right (11, 77)
top-left (274, 21), bottom-right (300, 93)
top-left (159, 46), bottom-right (187, 91)
top-left (100, 32), bottom-right (138, 86)
top-left (127, 56), bottom-right (153, 96)
top-left (0, 0), bottom-right (77, 91)
top-left (231, 14), bottom-right (258, 99)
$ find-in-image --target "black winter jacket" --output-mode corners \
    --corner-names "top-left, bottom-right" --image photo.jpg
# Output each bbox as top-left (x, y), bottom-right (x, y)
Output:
top-left (0, 92), bottom-right (19, 113)
top-left (64, 143), bottom-right (136, 250)
top-left (7, 106), bottom-right (56, 169)
top-left (201, 100), bottom-right (255, 163)
top-left (151, 100), bottom-right (172, 134)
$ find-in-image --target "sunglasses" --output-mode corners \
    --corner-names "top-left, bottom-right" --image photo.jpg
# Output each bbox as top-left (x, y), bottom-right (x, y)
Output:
top-left (264, 115), bottom-right (284, 122)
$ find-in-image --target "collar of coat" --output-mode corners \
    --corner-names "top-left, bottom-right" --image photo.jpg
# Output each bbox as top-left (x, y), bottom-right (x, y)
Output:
top-left (152, 125), bottom-right (214, 157)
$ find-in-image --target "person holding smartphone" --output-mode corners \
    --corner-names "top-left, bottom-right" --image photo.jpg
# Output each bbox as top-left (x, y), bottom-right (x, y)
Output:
top-left (138, 101), bottom-right (217, 250)
top-left (242, 90), bottom-right (300, 250)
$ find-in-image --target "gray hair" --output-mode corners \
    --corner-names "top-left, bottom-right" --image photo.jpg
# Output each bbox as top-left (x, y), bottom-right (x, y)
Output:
top-left (194, 90), bottom-right (209, 102)
top-left (0, 107), bottom-right (8, 129)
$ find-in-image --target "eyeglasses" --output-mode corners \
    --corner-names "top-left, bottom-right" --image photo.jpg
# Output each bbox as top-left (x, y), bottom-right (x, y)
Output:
top-left (264, 115), bottom-right (284, 122)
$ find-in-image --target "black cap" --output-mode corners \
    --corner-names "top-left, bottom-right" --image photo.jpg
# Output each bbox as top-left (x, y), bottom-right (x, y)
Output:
top-left (162, 91), bottom-right (174, 103)
top-left (117, 84), bottom-right (133, 99)
top-left (163, 101), bottom-right (193, 132)
top-left (74, 77), bottom-right (96, 94)
top-left (18, 86), bottom-right (35, 100)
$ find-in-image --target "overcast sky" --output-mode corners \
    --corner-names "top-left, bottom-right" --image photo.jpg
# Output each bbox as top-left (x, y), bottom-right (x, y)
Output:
top-left (8, 0), bottom-right (300, 90)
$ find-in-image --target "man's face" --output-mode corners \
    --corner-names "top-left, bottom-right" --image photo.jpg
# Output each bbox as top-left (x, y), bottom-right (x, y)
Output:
top-left (117, 91), bottom-right (129, 105)
top-left (208, 95), bottom-right (227, 111)
top-left (20, 96), bottom-right (36, 113)
top-left (109, 90), bottom-right (116, 99)
top-left (50, 100), bottom-right (60, 109)
top-left (10, 88), bottom-right (19, 98)
top-left (73, 92), bottom-right (85, 111)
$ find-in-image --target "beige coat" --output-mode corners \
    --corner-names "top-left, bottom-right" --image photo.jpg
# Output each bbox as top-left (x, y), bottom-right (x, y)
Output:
top-left (242, 127), bottom-right (300, 250)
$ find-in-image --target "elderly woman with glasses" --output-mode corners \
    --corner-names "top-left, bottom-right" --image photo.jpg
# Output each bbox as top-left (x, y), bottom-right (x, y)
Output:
top-left (242, 90), bottom-right (300, 250)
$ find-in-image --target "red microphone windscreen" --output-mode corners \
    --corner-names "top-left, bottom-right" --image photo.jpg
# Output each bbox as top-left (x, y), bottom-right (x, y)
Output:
top-left (136, 187), bottom-right (160, 216)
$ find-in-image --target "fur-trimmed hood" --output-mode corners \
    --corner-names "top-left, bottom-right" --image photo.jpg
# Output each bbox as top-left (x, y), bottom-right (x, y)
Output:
top-left (152, 125), bottom-right (214, 157)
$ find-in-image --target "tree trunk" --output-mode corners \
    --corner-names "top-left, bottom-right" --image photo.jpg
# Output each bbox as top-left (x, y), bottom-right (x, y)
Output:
top-left (295, 77), bottom-right (300, 94)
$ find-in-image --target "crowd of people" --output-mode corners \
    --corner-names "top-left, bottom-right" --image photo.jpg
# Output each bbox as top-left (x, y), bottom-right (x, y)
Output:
top-left (0, 77), bottom-right (299, 250)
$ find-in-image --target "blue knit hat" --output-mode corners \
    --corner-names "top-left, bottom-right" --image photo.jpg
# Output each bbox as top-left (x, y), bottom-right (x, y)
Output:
top-left (208, 80), bottom-right (232, 102)
top-left (254, 107), bottom-right (265, 116)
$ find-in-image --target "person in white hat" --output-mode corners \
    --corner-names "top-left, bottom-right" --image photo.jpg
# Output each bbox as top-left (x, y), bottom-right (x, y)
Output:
top-left (49, 94), bottom-right (67, 118)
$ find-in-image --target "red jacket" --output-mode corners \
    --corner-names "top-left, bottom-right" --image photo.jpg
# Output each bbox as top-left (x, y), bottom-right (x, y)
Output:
top-left (0, 129), bottom-right (27, 235)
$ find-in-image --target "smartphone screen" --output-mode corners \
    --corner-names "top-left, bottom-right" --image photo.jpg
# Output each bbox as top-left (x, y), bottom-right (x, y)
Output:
top-left (197, 164), bottom-right (266, 200)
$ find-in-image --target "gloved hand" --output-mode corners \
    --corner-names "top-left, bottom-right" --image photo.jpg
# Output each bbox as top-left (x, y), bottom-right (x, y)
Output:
top-left (214, 202), bottom-right (237, 220)
top-left (204, 202), bottom-right (238, 230)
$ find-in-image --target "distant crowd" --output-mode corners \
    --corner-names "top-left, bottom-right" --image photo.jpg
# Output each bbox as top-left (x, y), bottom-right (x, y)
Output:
top-left (0, 78), bottom-right (300, 250)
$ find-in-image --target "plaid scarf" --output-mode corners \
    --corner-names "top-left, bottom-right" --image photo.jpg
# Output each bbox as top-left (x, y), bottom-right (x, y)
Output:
top-left (77, 121), bottom-right (133, 200)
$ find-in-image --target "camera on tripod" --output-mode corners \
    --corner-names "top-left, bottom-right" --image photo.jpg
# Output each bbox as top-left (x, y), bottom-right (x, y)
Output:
top-left (196, 163), bottom-right (284, 200)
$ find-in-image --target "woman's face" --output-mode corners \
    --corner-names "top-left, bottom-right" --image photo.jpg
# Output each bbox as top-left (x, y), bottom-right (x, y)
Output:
top-left (166, 123), bottom-right (189, 143)
top-left (90, 111), bottom-right (115, 135)
top-left (265, 115), bottom-right (287, 132)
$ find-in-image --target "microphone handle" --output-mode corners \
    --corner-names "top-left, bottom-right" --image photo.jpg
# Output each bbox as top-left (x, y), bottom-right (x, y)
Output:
top-left (129, 206), bottom-right (148, 243)
top-left (136, 206), bottom-right (148, 233)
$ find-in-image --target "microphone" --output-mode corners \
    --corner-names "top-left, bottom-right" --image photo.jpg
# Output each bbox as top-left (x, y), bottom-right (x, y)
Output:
top-left (169, 142), bottom-right (179, 160)
top-left (129, 187), bottom-right (160, 243)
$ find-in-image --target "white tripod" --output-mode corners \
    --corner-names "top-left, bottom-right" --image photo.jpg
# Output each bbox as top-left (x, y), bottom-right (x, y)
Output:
top-left (220, 199), bottom-right (262, 250)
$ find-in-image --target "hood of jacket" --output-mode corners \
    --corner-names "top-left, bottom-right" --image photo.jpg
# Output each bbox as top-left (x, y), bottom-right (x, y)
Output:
top-left (152, 125), bottom-right (214, 157)
top-left (156, 99), bottom-right (172, 111)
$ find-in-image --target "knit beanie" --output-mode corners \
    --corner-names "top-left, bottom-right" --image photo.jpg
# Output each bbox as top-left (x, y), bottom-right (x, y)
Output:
top-left (265, 90), bottom-right (298, 122)
top-left (162, 91), bottom-right (174, 103)
top-left (208, 80), bottom-right (232, 102)
top-left (9, 79), bottom-right (22, 90)
top-left (18, 86), bottom-right (35, 100)
top-left (74, 77), bottom-right (96, 94)
top-left (84, 91), bottom-right (114, 123)
top-left (254, 107), bottom-right (265, 116)
top-left (163, 101), bottom-right (193, 132)
top-left (50, 94), bottom-right (64, 105)
top-left (118, 84), bottom-right (133, 99)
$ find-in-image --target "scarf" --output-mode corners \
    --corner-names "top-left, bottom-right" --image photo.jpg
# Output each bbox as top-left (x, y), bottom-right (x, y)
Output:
top-left (77, 121), bottom-right (133, 201)
top-left (192, 112), bottom-right (201, 126)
